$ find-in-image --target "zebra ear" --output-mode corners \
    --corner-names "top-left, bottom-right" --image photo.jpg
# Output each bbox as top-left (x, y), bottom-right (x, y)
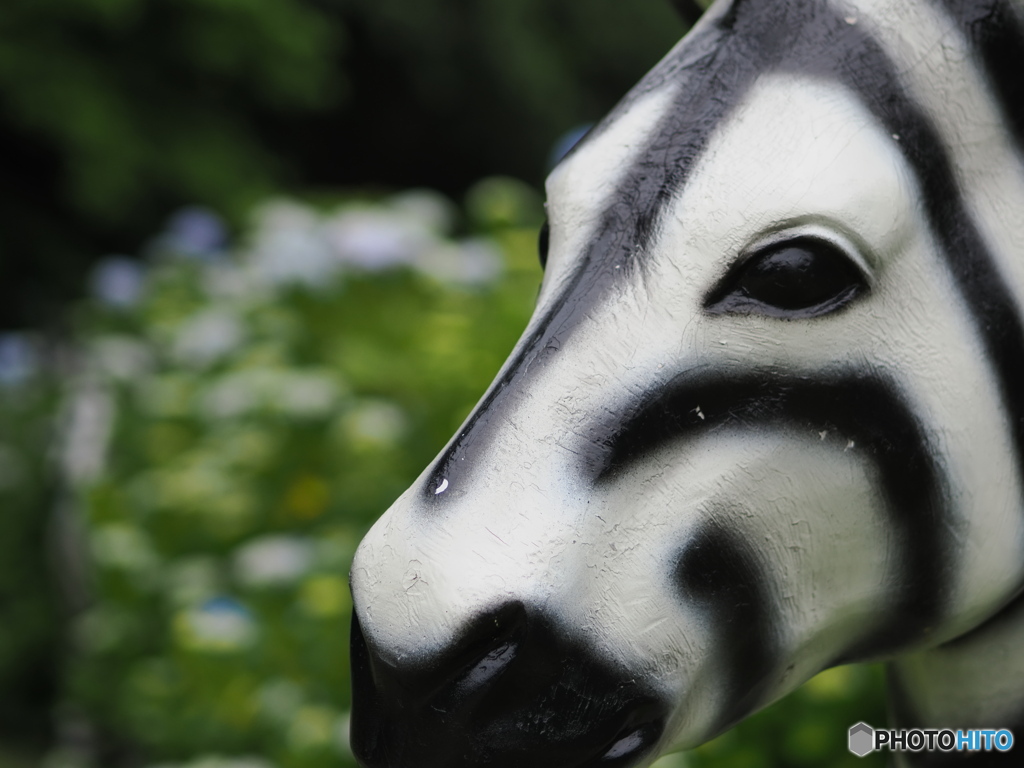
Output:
top-left (668, 0), bottom-right (708, 25)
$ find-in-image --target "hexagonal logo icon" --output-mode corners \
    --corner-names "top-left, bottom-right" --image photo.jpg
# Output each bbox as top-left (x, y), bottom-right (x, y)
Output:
top-left (849, 722), bottom-right (875, 757)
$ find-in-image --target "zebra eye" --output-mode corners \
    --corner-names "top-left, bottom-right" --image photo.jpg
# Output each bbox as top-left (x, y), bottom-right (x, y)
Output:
top-left (538, 220), bottom-right (550, 270)
top-left (704, 237), bottom-right (868, 318)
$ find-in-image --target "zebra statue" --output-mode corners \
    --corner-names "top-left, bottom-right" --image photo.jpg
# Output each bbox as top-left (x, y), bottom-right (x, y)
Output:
top-left (349, 0), bottom-right (1024, 765)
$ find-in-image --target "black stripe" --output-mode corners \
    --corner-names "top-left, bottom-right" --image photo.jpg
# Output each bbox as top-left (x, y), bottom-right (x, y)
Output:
top-left (675, 522), bottom-right (779, 735)
top-left (934, 0), bottom-right (1024, 152)
top-left (592, 372), bottom-right (950, 661)
top-left (423, 16), bottom-right (748, 500)
top-left (422, 239), bottom-right (621, 501)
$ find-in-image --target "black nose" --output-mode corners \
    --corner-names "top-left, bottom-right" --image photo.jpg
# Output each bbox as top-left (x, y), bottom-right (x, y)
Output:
top-left (350, 603), bottom-right (667, 768)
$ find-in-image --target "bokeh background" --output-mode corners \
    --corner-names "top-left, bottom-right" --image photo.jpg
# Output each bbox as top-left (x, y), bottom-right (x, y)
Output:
top-left (0, 1), bottom-right (887, 766)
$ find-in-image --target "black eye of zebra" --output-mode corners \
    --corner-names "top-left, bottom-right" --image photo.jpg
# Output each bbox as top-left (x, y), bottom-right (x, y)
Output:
top-left (704, 237), bottom-right (868, 318)
top-left (538, 220), bottom-right (550, 270)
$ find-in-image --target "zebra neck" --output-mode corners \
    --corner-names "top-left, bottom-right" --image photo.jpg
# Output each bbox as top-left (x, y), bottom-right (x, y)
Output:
top-left (887, 590), bottom-right (1024, 766)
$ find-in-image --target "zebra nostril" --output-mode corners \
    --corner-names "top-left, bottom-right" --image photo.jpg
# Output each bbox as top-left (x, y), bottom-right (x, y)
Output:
top-left (352, 602), bottom-right (527, 709)
top-left (450, 635), bottom-right (519, 699)
top-left (598, 711), bottom-right (666, 764)
top-left (438, 601), bottom-right (527, 705)
top-left (350, 603), bottom-right (668, 768)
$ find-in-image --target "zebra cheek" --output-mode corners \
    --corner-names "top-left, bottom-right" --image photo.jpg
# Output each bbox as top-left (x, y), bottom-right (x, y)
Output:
top-left (575, 429), bottom-right (897, 745)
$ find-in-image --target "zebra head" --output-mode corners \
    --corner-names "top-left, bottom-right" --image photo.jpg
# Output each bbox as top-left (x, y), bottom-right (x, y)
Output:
top-left (349, 1), bottom-right (1024, 766)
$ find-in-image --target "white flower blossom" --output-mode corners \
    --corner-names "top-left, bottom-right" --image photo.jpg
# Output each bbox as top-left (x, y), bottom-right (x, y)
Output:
top-left (176, 597), bottom-right (257, 651)
top-left (247, 200), bottom-right (338, 287)
top-left (417, 238), bottom-right (502, 286)
top-left (90, 335), bottom-right (153, 380)
top-left (201, 369), bottom-right (340, 420)
top-left (324, 207), bottom-right (433, 270)
top-left (61, 381), bottom-right (114, 483)
top-left (90, 257), bottom-right (146, 308)
top-left (172, 309), bottom-right (245, 368)
top-left (0, 333), bottom-right (39, 385)
top-left (389, 189), bottom-right (457, 235)
top-left (346, 400), bottom-right (407, 446)
top-left (234, 535), bottom-right (313, 588)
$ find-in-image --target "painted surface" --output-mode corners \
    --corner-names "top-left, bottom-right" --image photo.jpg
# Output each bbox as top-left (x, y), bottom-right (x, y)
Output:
top-left (349, 1), bottom-right (1024, 766)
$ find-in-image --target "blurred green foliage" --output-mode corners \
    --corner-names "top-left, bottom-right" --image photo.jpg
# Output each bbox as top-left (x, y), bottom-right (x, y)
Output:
top-left (0, 0), bottom-right (338, 224)
top-left (51, 181), bottom-right (546, 768)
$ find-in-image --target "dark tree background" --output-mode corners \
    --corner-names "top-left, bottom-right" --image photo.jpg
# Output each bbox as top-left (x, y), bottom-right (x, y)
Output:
top-left (0, 0), bottom-right (686, 330)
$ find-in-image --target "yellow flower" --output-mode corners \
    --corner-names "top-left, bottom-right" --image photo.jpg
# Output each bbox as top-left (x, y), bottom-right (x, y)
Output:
top-left (298, 575), bottom-right (349, 618)
top-left (283, 473), bottom-right (330, 520)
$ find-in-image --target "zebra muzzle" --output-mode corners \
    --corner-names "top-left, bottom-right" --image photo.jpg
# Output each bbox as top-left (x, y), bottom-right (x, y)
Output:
top-left (349, 601), bottom-right (668, 768)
